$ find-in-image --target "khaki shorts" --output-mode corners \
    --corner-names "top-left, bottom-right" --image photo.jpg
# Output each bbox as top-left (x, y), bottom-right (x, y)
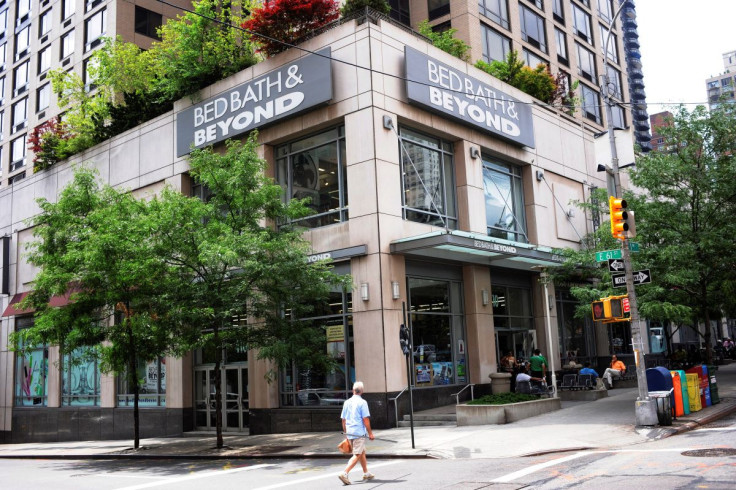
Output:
top-left (351, 437), bottom-right (367, 455)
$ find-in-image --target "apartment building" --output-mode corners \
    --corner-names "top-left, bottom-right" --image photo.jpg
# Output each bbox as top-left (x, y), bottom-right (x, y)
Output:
top-left (706, 50), bottom-right (736, 110)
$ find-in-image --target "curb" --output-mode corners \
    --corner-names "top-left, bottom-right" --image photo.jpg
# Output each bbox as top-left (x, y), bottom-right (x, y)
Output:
top-left (0, 452), bottom-right (434, 461)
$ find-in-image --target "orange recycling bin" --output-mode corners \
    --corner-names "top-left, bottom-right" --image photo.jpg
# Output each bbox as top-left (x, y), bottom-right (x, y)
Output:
top-left (671, 370), bottom-right (690, 415)
top-left (669, 372), bottom-right (684, 417)
top-left (685, 373), bottom-right (702, 412)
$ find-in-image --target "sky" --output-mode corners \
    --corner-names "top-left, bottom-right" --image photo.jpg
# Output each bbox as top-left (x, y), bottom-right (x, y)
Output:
top-left (635, 1), bottom-right (736, 115)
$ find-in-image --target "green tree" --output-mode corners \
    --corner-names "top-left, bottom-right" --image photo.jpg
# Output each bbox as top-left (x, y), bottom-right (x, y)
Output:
top-left (146, 133), bottom-right (351, 448)
top-left (11, 168), bottom-right (192, 449)
top-left (475, 51), bottom-right (557, 103)
top-left (417, 20), bottom-right (470, 62)
top-left (340, 0), bottom-right (390, 16)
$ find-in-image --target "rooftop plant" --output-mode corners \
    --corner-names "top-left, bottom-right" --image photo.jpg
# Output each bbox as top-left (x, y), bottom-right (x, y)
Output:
top-left (417, 20), bottom-right (470, 62)
top-left (340, 0), bottom-right (390, 16)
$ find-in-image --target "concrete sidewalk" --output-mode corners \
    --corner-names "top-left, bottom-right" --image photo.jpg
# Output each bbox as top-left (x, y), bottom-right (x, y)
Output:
top-left (1, 363), bottom-right (734, 460)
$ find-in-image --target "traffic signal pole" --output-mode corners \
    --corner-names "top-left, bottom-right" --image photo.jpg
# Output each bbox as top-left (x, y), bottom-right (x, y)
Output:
top-left (602, 0), bottom-right (658, 426)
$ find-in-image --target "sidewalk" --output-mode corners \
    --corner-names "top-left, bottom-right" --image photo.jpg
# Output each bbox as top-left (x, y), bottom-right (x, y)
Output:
top-left (1, 363), bottom-right (734, 460)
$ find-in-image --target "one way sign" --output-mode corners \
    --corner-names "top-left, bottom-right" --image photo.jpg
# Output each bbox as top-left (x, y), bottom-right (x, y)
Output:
top-left (608, 258), bottom-right (625, 272)
top-left (612, 269), bottom-right (652, 288)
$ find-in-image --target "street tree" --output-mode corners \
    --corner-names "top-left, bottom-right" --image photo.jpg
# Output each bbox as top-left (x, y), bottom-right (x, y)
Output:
top-left (10, 168), bottom-right (193, 449)
top-left (147, 133), bottom-right (350, 448)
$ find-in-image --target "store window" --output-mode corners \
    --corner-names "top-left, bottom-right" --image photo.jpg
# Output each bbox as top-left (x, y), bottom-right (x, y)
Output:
top-left (576, 43), bottom-right (596, 82)
top-left (281, 268), bottom-right (353, 407)
top-left (492, 284), bottom-right (535, 363)
top-left (572, 3), bottom-right (593, 45)
top-left (85, 8), bottom-right (106, 51)
top-left (62, 346), bottom-right (101, 406)
top-left (14, 318), bottom-right (49, 406)
top-left (408, 277), bottom-right (466, 386)
top-left (608, 321), bottom-right (632, 355)
top-left (134, 6), bottom-right (162, 40)
top-left (399, 127), bottom-right (457, 229)
top-left (483, 157), bottom-right (527, 243)
top-left (428, 0), bottom-right (450, 20)
top-left (117, 358), bottom-right (167, 407)
top-left (276, 126), bottom-right (347, 229)
top-left (519, 4), bottom-right (547, 53)
top-left (599, 24), bottom-right (618, 63)
top-left (479, 0), bottom-right (509, 30)
top-left (581, 83), bottom-right (601, 123)
top-left (556, 289), bottom-right (591, 364)
top-left (481, 23), bottom-right (511, 63)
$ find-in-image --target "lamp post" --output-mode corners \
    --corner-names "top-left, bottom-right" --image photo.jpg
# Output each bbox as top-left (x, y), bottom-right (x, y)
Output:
top-left (601, 0), bottom-right (657, 426)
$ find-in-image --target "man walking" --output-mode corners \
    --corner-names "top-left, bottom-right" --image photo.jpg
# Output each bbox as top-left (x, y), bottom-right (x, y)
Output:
top-left (339, 381), bottom-right (375, 485)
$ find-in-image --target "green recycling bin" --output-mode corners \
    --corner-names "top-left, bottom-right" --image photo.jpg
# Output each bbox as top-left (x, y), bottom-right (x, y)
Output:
top-left (707, 364), bottom-right (720, 404)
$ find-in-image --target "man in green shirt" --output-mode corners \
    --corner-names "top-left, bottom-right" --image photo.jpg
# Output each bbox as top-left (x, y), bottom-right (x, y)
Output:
top-left (529, 349), bottom-right (547, 380)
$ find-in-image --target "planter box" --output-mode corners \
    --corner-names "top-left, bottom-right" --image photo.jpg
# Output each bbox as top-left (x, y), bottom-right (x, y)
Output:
top-left (456, 397), bottom-right (562, 426)
top-left (559, 389), bottom-right (608, 402)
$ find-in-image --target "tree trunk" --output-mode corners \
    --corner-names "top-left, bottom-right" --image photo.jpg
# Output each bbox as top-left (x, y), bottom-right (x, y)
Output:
top-left (128, 353), bottom-right (140, 449)
top-left (214, 326), bottom-right (223, 449)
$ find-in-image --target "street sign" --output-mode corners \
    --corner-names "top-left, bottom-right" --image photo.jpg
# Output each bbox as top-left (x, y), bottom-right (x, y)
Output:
top-left (596, 249), bottom-right (622, 262)
top-left (612, 269), bottom-right (652, 288)
top-left (628, 242), bottom-right (640, 252)
top-left (608, 258), bottom-right (625, 272)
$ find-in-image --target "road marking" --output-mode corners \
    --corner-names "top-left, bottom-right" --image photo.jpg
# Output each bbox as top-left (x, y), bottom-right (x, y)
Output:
top-left (492, 452), bottom-right (588, 483)
top-left (252, 460), bottom-right (401, 490)
top-left (114, 463), bottom-right (275, 490)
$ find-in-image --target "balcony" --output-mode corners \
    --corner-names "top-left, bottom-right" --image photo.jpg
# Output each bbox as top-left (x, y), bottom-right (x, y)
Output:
top-left (623, 17), bottom-right (638, 29)
top-left (625, 38), bottom-right (640, 50)
top-left (632, 88), bottom-right (647, 100)
top-left (630, 77), bottom-right (645, 90)
top-left (634, 120), bottom-right (650, 132)
top-left (629, 66), bottom-right (644, 79)
top-left (633, 110), bottom-right (649, 121)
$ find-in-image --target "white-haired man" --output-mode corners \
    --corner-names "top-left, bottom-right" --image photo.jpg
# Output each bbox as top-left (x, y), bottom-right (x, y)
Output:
top-left (338, 381), bottom-right (375, 485)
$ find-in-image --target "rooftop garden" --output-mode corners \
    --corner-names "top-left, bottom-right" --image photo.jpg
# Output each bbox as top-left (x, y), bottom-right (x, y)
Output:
top-left (32, 0), bottom-right (577, 171)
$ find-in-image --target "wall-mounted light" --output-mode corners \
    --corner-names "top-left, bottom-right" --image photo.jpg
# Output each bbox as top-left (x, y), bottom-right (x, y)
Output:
top-left (392, 281), bottom-right (400, 300)
top-left (383, 115), bottom-right (394, 130)
top-left (360, 283), bottom-right (370, 301)
top-left (566, 208), bottom-right (575, 218)
top-left (535, 169), bottom-right (544, 181)
top-left (481, 289), bottom-right (489, 306)
top-left (470, 146), bottom-right (480, 160)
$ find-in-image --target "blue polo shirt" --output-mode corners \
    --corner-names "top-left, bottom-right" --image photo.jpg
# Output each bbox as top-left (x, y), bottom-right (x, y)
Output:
top-left (579, 367), bottom-right (599, 377)
top-left (340, 394), bottom-right (370, 439)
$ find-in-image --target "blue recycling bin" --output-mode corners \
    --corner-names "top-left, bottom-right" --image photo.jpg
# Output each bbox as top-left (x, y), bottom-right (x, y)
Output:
top-left (647, 366), bottom-right (675, 424)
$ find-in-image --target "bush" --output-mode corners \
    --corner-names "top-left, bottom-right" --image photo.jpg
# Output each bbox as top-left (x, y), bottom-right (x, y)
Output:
top-left (28, 118), bottom-right (71, 172)
top-left (466, 392), bottom-right (540, 405)
top-left (475, 51), bottom-right (558, 104)
top-left (417, 20), bottom-right (470, 62)
top-left (242, 0), bottom-right (341, 57)
top-left (341, 0), bottom-right (390, 16)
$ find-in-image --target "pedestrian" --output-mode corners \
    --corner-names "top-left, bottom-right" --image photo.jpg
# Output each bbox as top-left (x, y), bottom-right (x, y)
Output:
top-left (338, 381), bottom-right (375, 485)
top-left (529, 348), bottom-right (547, 381)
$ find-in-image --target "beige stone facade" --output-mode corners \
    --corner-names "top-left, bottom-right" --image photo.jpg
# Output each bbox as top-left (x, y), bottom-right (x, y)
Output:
top-left (0, 16), bottom-right (634, 442)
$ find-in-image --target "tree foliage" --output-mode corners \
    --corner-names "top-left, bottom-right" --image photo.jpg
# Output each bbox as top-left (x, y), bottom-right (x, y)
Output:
top-left (28, 118), bottom-right (71, 172)
top-left (340, 0), bottom-right (390, 16)
top-left (475, 50), bottom-right (558, 103)
top-left (242, 0), bottom-right (340, 57)
top-left (417, 20), bottom-right (470, 62)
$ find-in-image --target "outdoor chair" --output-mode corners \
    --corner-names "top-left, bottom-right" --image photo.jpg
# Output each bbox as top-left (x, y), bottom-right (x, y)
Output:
top-left (560, 374), bottom-right (577, 390)
top-left (576, 374), bottom-right (595, 390)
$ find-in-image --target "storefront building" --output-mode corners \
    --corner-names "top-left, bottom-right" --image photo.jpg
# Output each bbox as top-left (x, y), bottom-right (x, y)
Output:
top-left (0, 17), bottom-right (635, 442)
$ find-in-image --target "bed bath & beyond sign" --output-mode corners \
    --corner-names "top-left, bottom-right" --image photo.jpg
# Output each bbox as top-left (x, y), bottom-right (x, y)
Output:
top-left (176, 49), bottom-right (333, 157)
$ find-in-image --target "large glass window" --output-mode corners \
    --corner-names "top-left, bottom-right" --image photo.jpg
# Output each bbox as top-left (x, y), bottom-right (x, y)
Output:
top-left (12, 97), bottom-right (27, 130)
top-left (15, 24), bottom-right (30, 60)
top-left (553, 0), bottom-right (564, 23)
top-left (479, 0), bottom-right (509, 29)
top-left (556, 289), bottom-right (591, 363)
top-left (39, 9), bottom-right (52, 38)
top-left (0, 43), bottom-right (6, 69)
top-left (16, 0), bottom-right (31, 20)
top-left (597, 0), bottom-right (613, 23)
top-left (576, 43), bottom-right (596, 82)
top-left (523, 48), bottom-right (546, 68)
top-left (15, 319), bottom-right (49, 406)
top-left (388, 0), bottom-right (410, 27)
top-left (493, 284), bottom-right (535, 363)
top-left (117, 358), bottom-right (167, 407)
top-left (37, 83), bottom-right (50, 112)
top-left (428, 0), bottom-right (450, 20)
top-left (0, 9), bottom-right (7, 38)
top-left (481, 23), bottom-right (511, 63)
top-left (62, 346), bottom-right (101, 406)
top-left (281, 279), bottom-right (353, 407)
top-left (399, 127), bottom-right (457, 229)
top-left (519, 4), bottom-right (547, 53)
top-left (483, 157), bottom-right (527, 242)
top-left (581, 83), bottom-right (601, 123)
top-left (572, 3), bottom-right (593, 45)
top-left (38, 46), bottom-right (51, 74)
top-left (85, 8), bottom-right (106, 51)
top-left (135, 6), bottom-right (163, 40)
top-left (610, 103), bottom-right (625, 129)
top-left (555, 28), bottom-right (568, 64)
top-left (11, 134), bottom-right (26, 166)
top-left (62, 0), bottom-right (76, 20)
top-left (599, 24), bottom-right (618, 63)
top-left (13, 60), bottom-right (29, 95)
top-left (408, 277), bottom-right (466, 386)
top-left (61, 29), bottom-right (75, 59)
top-left (605, 64), bottom-right (622, 100)
top-left (276, 126), bottom-right (348, 229)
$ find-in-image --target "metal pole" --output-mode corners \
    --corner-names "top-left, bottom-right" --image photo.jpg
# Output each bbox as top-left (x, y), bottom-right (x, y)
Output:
top-left (602, 0), bottom-right (657, 426)
top-left (540, 272), bottom-right (557, 397)
top-left (403, 302), bottom-right (415, 448)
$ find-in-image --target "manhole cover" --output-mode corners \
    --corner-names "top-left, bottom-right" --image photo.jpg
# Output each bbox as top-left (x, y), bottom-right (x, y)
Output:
top-left (681, 448), bottom-right (736, 457)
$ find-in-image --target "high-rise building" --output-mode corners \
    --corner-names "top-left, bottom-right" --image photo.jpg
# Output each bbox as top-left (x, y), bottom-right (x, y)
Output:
top-left (0, 0), bottom-right (193, 187)
top-left (705, 50), bottom-right (736, 110)
top-left (648, 110), bottom-right (672, 152)
top-left (620, 0), bottom-right (650, 151)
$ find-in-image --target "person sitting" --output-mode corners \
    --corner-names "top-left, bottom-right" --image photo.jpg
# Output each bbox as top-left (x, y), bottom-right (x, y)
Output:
top-left (578, 362), bottom-right (599, 378)
top-left (516, 363), bottom-right (543, 383)
top-left (516, 363), bottom-right (547, 395)
top-left (602, 355), bottom-right (626, 389)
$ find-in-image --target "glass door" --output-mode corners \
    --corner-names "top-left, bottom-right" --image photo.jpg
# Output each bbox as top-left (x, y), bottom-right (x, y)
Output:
top-left (194, 366), bottom-right (248, 431)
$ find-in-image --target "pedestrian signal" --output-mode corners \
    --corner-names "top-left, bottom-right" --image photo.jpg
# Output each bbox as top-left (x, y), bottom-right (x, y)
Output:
top-left (609, 196), bottom-right (629, 240)
top-left (591, 295), bottom-right (630, 322)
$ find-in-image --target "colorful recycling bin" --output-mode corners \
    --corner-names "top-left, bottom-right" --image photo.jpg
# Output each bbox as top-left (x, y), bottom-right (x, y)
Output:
top-left (706, 364), bottom-right (719, 404)
top-left (671, 370), bottom-right (690, 415)
top-left (685, 372), bottom-right (702, 411)
top-left (669, 371), bottom-right (684, 417)
top-left (686, 365), bottom-right (712, 408)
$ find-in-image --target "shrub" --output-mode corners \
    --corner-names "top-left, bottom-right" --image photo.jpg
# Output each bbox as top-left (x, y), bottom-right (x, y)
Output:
top-left (417, 20), bottom-right (470, 62)
top-left (28, 118), bottom-right (71, 172)
top-left (341, 0), bottom-right (390, 16)
top-left (467, 393), bottom-right (540, 405)
top-left (242, 0), bottom-right (341, 57)
top-left (475, 50), bottom-right (558, 104)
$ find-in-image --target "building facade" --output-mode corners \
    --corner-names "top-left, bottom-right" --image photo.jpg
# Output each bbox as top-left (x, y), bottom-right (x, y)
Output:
top-left (0, 11), bottom-right (640, 442)
top-left (706, 50), bottom-right (736, 110)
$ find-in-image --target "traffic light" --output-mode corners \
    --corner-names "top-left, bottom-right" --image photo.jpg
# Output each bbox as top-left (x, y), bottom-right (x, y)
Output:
top-left (609, 196), bottom-right (629, 240)
top-left (591, 295), bottom-right (630, 322)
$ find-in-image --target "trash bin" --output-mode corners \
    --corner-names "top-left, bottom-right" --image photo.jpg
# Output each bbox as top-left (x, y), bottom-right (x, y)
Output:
top-left (649, 390), bottom-right (673, 426)
top-left (706, 364), bottom-right (719, 404)
top-left (671, 370), bottom-right (690, 415)
top-left (685, 373), bottom-right (702, 411)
